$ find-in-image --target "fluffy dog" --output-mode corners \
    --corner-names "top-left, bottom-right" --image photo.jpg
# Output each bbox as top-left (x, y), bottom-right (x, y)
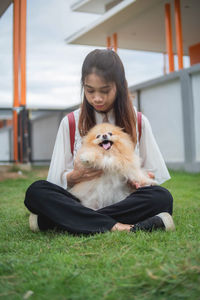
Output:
top-left (69, 123), bottom-right (156, 210)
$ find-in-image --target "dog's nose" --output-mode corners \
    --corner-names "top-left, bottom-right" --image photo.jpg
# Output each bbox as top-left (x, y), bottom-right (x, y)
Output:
top-left (102, 134), bottom-right (108, 140)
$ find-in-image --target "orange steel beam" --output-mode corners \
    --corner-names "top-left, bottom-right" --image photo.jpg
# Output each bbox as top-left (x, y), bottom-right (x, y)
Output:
top-left (20, 0), bottom-right (27, 106)
top-left (174, 0), bottom-right (183, 69)
top-left (113, 33), bottom-right (118, 52)
top-left (13, 0), bottom-right (20, 162)
top-left (165, 3), bottom-right (174, 72)
top-left (106, 36), bottom-right (111, 49)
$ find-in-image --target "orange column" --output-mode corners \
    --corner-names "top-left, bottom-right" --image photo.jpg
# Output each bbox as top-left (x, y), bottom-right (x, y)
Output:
top-left (13, 0), bottom-right (20, 162)
top-left (165, 3), bottom-right (174, 72)
top-left (113, 33), bottom-right (118, 52)
top-left (174, 0), bottom-right (183, 69)
top-left (20, 0), bottom-right (27, 106)
top-left (13, 0), bottom-right (27, 163)
top-left (19, 0), bottom-right (27, 163)
top-left (106, 36), bottom-right (111, 49)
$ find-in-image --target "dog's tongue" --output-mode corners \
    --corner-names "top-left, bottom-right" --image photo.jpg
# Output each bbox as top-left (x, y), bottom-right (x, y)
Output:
top-left (103, 142), bottom-right (111, 150)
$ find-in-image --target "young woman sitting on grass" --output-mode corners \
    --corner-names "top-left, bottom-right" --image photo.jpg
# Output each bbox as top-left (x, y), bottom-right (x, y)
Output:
top-left (24, 49), bottom-right (175, 234)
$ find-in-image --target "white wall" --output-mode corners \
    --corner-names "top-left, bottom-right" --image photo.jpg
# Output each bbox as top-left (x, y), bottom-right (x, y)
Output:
top-left (0, 128), bottom-right (11, 161)
top-left (31, 114), bottom-right (60, 161)
top-left (140, 79), bottom-right (185, 163)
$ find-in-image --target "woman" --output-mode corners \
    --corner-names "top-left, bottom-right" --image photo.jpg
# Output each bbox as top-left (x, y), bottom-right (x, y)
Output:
top-left (24, 49), bottom-right (175, 234)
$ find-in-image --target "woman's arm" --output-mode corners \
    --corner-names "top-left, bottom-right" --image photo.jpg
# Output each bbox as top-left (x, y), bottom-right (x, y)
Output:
top-left (139, 114), bottom-right (171, 184)
top-left (67, 159), bottom-right (102, 188)
top-left (47, 116), bottom-right (73, 189)
top-left (47, 115), bottom-right (102, 189)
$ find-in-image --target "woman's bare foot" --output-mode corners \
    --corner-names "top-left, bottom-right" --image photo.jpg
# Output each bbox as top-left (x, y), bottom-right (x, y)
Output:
top-left (111, 222), bottom-right (133, 232)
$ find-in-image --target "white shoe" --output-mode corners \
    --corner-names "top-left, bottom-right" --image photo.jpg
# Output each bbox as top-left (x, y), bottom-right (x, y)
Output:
top-left (156, 212), bottom-right (175, 231)
top-left (29, 213), bottom-right (39, 232)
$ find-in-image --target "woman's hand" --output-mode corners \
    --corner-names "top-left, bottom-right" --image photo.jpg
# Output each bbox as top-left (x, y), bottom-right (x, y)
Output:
top-left (67, 159), bottom-right (103, 188)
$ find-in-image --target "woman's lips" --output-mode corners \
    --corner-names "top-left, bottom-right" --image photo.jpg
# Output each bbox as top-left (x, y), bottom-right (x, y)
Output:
top-left (94, 105), bottom-right (105, 110)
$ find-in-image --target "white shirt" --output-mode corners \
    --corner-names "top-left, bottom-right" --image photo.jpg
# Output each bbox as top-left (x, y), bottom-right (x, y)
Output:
top-left (47, 107), bottom-right (170, 189)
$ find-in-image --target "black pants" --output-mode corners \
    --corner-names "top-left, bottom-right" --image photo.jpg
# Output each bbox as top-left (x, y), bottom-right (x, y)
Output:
top-left (24, 180), bottom-right (173, 235)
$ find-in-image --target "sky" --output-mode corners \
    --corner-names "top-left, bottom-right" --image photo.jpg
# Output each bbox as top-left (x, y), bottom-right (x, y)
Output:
top-left (0, 0), bottom-right (190, 110)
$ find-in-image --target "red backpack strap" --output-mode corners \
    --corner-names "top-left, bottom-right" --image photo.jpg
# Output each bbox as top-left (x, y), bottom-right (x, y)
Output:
top-left (67, 112), bottom-right (76, 155)
top-left (137, 111), bottom-right (142, 143)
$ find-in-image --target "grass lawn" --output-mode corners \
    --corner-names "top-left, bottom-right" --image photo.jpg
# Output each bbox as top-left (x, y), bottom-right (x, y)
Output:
top-left (0, 168), bottom-right (200, 300)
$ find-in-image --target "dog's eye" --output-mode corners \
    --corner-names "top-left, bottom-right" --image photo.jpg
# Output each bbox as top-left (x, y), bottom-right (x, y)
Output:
top-left (108, 132), bottom-right (112, 136)
top-left (96, 135), bottom-right (100, 139)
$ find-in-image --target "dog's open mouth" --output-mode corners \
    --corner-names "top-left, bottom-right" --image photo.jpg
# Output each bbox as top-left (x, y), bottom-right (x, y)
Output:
top-left (99, 140), bottom-right (113, 150)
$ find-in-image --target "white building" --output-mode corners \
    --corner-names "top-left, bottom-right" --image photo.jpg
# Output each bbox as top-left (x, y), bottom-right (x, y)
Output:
top-left (66, 0), bottom-right (200, 172)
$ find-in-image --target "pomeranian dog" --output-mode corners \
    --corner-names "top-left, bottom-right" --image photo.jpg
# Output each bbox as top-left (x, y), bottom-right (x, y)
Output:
top-left (69, 123), bottom-right (157, 210)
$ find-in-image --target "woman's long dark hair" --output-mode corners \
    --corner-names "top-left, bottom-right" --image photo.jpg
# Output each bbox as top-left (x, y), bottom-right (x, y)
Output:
top-left (78, 49), bottom-right (137, 145)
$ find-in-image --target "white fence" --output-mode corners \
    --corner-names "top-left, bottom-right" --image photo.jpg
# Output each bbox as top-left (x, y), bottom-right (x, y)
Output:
top-left (0, 64), bottom-right (199, 172)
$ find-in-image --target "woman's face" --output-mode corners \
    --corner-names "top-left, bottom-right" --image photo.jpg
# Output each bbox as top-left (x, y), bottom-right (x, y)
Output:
top-left (84, 73), bottom-right (117, 113)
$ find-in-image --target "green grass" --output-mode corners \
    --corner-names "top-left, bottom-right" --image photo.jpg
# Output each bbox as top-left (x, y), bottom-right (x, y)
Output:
top-left (0, 168), bottom-right (200, 300)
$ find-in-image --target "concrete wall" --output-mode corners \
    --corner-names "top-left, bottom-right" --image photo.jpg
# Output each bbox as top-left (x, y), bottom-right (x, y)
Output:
top-left (130, 64), bottom-right (200, 172)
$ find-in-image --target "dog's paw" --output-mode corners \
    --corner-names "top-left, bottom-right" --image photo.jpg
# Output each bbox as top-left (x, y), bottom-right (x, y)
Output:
top-left (140, 177), bottom-right (157, 186)
top-left (128, 173), bottom-right (157, 188)
top-left (79, 152), bottom-right (95, 166)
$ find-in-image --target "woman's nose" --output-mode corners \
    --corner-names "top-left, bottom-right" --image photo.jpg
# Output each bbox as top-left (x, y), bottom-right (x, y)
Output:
top-left (93, 94), bottom-right (103, 102)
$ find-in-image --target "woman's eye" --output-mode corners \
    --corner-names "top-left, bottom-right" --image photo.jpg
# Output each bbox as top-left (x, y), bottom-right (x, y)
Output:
top-left (87, 90), bottom-right (94, 94)
top-left (108, 132), bottom-right (112, 136)
top-left (101, 90), bottom-right (110, 94)
top-left (96, 135), bottom-right (100, 139)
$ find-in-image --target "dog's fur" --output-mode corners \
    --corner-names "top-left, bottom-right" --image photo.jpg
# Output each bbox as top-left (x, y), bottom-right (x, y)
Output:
top-left (69, 123), bottom-right (156, 210)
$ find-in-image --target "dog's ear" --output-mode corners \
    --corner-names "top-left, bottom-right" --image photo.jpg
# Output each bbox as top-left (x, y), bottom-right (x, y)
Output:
top-left (81, 135), bottom-right (88, 145)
